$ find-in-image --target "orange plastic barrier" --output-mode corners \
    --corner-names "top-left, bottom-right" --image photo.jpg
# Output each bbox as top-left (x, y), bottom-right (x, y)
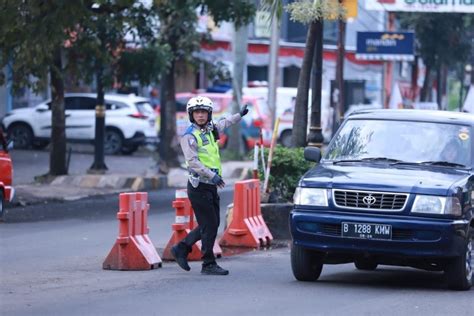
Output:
top-left (162, 189), bottom-right (222, 261)
top-left (219, 179), bottom-right (273, 248)
top-left (103, 192), bottom-right (162, 270)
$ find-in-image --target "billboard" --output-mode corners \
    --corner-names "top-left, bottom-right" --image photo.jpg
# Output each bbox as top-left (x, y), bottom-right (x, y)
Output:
top-left (356, 32), bottom-right (415, 61)
top-left (365, 0), bottom-right (474, 13)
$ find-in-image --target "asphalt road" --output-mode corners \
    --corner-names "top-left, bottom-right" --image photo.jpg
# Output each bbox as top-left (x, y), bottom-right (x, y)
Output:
top-left (1, 191), bottom-right (473, 315)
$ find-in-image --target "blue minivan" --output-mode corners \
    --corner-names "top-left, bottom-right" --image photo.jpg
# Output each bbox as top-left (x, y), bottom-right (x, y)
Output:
top-left (290, 110), bottom-right (473, 290)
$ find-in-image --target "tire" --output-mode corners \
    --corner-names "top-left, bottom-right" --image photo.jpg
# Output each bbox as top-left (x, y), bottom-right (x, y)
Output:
top-left (121, 145), bottom-right (138, 155)
top-left (104, 129), bottom-right (123, 155)
top-left (0, 190), bottom-right (4, 219)
top-left (354, 258), bottom-right (378, 271)
top-left (291, 244), bottom-right (324, 281)
top-left (445, 228), bottom-right (473, 291)
top-left (8, 123), bottom-right (33, 149)
top-left (280, 130), bottom-right (292, 148)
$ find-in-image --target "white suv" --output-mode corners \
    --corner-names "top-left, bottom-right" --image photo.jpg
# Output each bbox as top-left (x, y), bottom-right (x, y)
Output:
top-left (1, 93), bottom-right (157, 155)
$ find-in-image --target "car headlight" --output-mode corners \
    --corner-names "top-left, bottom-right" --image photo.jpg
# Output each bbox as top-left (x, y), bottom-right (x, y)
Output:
top-left (293, 187), bottom-right (328, 207)
top-left (412, 195), bottom-right (462, 216)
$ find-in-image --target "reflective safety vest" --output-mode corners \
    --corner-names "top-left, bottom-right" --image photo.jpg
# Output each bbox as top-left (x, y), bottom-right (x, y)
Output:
top-left (187, 126), bottom-right (222, 176)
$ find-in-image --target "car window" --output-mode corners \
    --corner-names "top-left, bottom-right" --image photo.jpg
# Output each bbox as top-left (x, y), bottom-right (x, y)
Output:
top-left (106, 101), bottom-right (128, 111)
top-left (135, 102), bottom-right (154, 115)
top-left (176, 99), bottom-right (187, 112)
top-left (324, 119), bottom-right (472, 167)
top-left (65, 97), bottom-right (97, 110)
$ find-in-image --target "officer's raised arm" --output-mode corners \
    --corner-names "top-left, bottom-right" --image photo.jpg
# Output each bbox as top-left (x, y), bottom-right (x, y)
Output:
top-left (214, 103), bottom-right (250, 133)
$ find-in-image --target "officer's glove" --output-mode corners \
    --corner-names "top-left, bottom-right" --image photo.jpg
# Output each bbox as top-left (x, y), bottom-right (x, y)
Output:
top-left (240, 103), bottom-right (249, 117)
top-left (211, 174), bottom-right (226, 188)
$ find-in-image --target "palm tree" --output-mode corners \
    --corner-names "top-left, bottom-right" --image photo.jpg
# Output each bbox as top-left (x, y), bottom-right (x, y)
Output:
top-left (285, 0), bottom-right (345, 147)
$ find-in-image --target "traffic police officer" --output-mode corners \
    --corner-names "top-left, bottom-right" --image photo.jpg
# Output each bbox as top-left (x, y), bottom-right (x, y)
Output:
top-left (171, 96), bottom-right (248, 275)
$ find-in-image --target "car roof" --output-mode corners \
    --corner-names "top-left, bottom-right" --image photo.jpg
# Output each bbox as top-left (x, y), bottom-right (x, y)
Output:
top-left (63, 93), bottom-right (149, 103)
top-left (347, 109), bottom-right (474, 125)
top-left (176, 92), bottom-right (261, 101)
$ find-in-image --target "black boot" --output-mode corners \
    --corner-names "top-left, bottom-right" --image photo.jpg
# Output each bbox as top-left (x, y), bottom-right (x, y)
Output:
top-left (171, 243), bottom-right (191, 271)
top-left (201, 263), bottom-right (229, 275)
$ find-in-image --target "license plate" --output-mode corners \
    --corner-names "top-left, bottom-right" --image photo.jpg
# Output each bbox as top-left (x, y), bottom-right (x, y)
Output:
top-left (341, 222), bottom-right (392, 240)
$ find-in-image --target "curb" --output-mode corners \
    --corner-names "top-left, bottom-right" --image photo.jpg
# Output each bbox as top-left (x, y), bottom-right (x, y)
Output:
top-left (50, 174), bottom-right (168, 191)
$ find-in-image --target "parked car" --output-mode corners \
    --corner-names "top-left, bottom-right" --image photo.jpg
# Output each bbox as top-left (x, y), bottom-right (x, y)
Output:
top-left (0, 128), bottom-right (14, 219)
top-left (239, 87), bottom-right (333, 147)
top-left (291, 109), bottom-right (473, 290)
top-left (2, 93), bottom-right (157, 155)
top-left (156, 92), bottom-right (272, 150)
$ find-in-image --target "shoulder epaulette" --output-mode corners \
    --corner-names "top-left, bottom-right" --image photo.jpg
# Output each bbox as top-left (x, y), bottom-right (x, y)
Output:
top-left (183, 125), bottom-right (195, 137)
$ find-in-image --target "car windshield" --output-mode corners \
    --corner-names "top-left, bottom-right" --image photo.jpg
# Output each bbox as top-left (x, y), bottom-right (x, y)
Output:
top-left (324, 119), bottom-right (472, 167)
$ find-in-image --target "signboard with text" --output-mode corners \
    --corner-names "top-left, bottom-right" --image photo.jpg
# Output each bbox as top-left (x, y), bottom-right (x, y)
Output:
top-left (356, 31), bottom-right (415, 61)
top-left (365, 0), bottom-right (474, 13)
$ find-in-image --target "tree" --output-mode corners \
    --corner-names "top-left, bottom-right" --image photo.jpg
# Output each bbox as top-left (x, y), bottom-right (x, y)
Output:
top-left (152, 0), bottom-right (255, 172)
top-left (399, 13), bottom-right (472, 107)
top-left (0, 1), bottom-right (91, 176)
top-left (227, 16), bottom-right (249, 158)
top-left (285, 0), bottom-right (344, 147)
top-left (261, 0), bottom-right (284, 131)
top-left (69, 1), bottom-right (168, 169)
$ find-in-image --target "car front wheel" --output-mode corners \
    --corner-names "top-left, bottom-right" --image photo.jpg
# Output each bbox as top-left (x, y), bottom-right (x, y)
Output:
top-left (9, 124), bottom-right (33, 149)
top-left (279, 130), bottom-right (292, 148)
top-left (104, 129), bottom-right (123, 155)
top-left (445, 228), bottom-right (473, 291)
top-left (291, 244), bottom-right (324, 281)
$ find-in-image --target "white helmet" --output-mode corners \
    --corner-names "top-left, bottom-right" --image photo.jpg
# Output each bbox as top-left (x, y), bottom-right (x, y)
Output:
top-left (186, 96), bottom-right (213, 123)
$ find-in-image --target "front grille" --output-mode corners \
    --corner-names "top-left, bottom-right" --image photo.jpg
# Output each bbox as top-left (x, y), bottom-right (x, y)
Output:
top-left (333, 189), bottom-right (408, 211)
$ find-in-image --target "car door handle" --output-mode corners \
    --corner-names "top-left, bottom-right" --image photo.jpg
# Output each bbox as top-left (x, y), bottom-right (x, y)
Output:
top-left (65, 114), bottom-right (71, 118)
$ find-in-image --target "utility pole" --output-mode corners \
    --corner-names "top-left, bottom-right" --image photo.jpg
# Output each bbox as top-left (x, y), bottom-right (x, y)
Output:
top-left (307, 18), bottom-right (324, 148)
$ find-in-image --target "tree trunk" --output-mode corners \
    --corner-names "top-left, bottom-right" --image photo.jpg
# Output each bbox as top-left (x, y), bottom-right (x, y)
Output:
top-left (420, 64), bottom-right (431, 102)
top-left (308, 19), bottom-right (325, 147)
top-left (268, 13), bottom-right (280, 131)
top-left (89, 63), bottom-right (108, 172)
top-left (158, 60), bottom-right (180, 172)
top-left (49, 48), bottom-right (67, 176)
top-left (291, 21), bottom-right (318, 148)
top-left (228, 23), bottom-right (248, 156)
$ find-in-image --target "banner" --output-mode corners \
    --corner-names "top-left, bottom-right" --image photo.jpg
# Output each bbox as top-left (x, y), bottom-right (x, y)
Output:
top-left (356, 32), bottom-right (415, 61)
top-left (366, 0), bottom-right (474, 13)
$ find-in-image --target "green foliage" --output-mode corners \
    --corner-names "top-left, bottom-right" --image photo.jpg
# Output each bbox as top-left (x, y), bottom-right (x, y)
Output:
top-left (202, 0), bottom-right (256, 28)
top-left (258, 146), bottom-right (313, 202)
top-left (117, 45), bottom-right (171, 86)
top-left (286, 0), bottom-right (346, 24)
top-left (398, 13), bottom-right (472, 69)
top-left (0, 1), bottom-right (88, 92)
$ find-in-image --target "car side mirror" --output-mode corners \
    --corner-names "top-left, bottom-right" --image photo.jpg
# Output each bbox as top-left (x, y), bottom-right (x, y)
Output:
top-left (304, 146), bottom-right (321, 163)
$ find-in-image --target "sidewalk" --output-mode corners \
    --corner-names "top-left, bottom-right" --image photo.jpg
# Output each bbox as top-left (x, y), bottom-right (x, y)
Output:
top-left (12, 159), bottom-right (252, 207)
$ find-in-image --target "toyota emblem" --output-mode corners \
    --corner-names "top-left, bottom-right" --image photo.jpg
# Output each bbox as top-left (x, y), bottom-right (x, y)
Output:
top-left (362, 195), bottom-right (376, 206)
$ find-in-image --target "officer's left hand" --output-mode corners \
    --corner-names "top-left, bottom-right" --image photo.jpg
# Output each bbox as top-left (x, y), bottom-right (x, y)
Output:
top-left (240, 104), bottom-right (249, 117)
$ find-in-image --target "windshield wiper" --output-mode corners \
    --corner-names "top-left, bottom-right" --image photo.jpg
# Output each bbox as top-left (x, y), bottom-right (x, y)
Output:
top-left (360, 157), bottom-right (403, 163)
top-left (419, 161), bottom-right (467, 168)
top-left (332, 157), bottom-right (402, 164)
